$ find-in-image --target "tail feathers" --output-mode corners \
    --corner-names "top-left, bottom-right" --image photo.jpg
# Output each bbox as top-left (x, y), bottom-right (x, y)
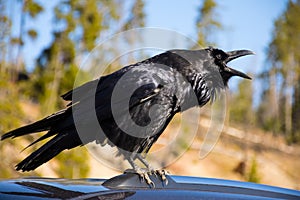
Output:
top-left (16, 131), bottom-right (81, 171)
top-left (21, 130), bottom-right (57, 152)
top-left (1, 109), bottom-right (68, 141)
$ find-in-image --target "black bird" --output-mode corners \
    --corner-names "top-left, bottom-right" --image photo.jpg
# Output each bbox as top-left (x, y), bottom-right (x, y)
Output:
top-left (1, 47), bottom-right (253, 185)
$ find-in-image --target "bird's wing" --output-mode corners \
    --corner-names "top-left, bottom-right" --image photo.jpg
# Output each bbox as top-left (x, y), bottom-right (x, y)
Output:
top-left (68, 63), bottom-right (175, 122)
top-left (61, 78), bottom-right (99, 102)
top-left (61, 65), bottom-right (134, 106)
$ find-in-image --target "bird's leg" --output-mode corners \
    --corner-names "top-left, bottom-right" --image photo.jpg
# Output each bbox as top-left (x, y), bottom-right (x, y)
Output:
top-left (125, 155), bottom-right (155, 188)
top-left (136, 154), bottom-right (154, 171)
top-left (136, 154), bottom-right (169, 185)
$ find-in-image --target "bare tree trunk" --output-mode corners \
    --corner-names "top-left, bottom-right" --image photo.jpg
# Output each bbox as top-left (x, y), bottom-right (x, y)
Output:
top-left (43, 38), bottom-right (63, 115)
top-left (13, 0), bottom-right (26, 81)
top-left (44, 56), bottom-right (62, 115)
top-left (285, 72), bottom-right (292, 137)
top-left (269, 69), bottom-right (278, 116)
top-left (269, 68), bottom-right (279, 134)
top-left (285, 54), bottom-right (295, 139)
top-left (0, 0), bottom-right (7, 74)
top-left (291, 56), bottom-right (300, 142)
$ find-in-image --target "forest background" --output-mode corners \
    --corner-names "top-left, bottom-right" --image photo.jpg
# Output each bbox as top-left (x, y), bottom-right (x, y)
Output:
top-left (0, 0), bottom-right (299, 189)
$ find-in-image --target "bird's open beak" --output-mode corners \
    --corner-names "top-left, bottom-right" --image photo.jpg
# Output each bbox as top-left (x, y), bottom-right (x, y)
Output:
top-left (224, 50), bottom-right (255, 80)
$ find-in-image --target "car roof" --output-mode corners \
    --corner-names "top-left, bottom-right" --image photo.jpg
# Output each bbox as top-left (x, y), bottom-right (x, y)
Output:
top-left (0, 173), bottom-right (299, 199)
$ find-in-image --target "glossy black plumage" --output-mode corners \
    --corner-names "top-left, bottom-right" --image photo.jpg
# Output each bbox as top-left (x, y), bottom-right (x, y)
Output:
top-left (1, 47), bottom-right (253, 171)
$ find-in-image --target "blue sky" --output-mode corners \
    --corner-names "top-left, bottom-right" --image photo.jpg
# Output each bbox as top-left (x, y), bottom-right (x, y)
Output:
top-left (12, 0), bottom-right (288, 96)
top-left (143, 0), bottom-right (288, 100)
top-left (145, 0), bottom-right (287, 72)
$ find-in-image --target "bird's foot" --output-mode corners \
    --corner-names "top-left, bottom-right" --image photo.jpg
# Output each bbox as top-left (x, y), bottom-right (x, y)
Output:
top-left (125, 168), bottom-right (155, 188)
top-left (124, 168), bottom-right (170, 188)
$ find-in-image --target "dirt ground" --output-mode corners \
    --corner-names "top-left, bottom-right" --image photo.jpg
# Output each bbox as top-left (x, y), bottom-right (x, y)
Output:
top-left (87, 129), bottom-right (300, 190)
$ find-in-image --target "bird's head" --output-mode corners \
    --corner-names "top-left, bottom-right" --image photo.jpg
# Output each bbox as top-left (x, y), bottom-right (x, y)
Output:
top-left (207, 47), bottom-right (254, 86)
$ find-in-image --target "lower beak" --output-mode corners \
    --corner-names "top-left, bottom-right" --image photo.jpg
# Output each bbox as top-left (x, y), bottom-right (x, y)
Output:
top-left (225, 66), bottom-right (252, 80)
top-left (224, 49), bottom-right (255, 80)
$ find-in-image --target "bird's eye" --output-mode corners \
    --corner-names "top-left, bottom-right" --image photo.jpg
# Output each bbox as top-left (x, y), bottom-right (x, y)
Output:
top-left (216, 54), bottom-right (222, 60)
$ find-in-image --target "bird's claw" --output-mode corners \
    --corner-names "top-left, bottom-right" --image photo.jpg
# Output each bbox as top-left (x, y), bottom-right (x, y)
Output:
top-left (153, 169), bottom-right (169, 185)
top-left (140, 173), bottom-right (155, 188)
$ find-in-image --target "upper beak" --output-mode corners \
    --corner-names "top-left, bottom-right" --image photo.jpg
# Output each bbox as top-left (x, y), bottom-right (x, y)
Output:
top-left (224, 50), bottom-right (255, 80)
top-left (225, 50), bottom-right (255, 63)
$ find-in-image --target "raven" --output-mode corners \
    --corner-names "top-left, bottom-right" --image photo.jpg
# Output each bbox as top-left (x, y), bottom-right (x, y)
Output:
top-left (1, 47), bottom-right (253, 185)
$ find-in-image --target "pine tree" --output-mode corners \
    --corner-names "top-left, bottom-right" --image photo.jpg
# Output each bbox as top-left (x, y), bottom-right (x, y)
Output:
top-left (28, 0), bottom-right (127, 178)
top-left (122, 0), bottom-right (145, 31)
top-left (263, 0), bottom-right (300, 142)
top-left (196, 0), bottom-right (221, 47)
top-left (229, 79), bottom-right (254, 125)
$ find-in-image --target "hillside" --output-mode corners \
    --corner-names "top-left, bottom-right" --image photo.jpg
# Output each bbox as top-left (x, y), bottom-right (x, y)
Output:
top-left (87, 110), bottom-right (300, 190)
top-left (1, 101), bottom-right (299, 190)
